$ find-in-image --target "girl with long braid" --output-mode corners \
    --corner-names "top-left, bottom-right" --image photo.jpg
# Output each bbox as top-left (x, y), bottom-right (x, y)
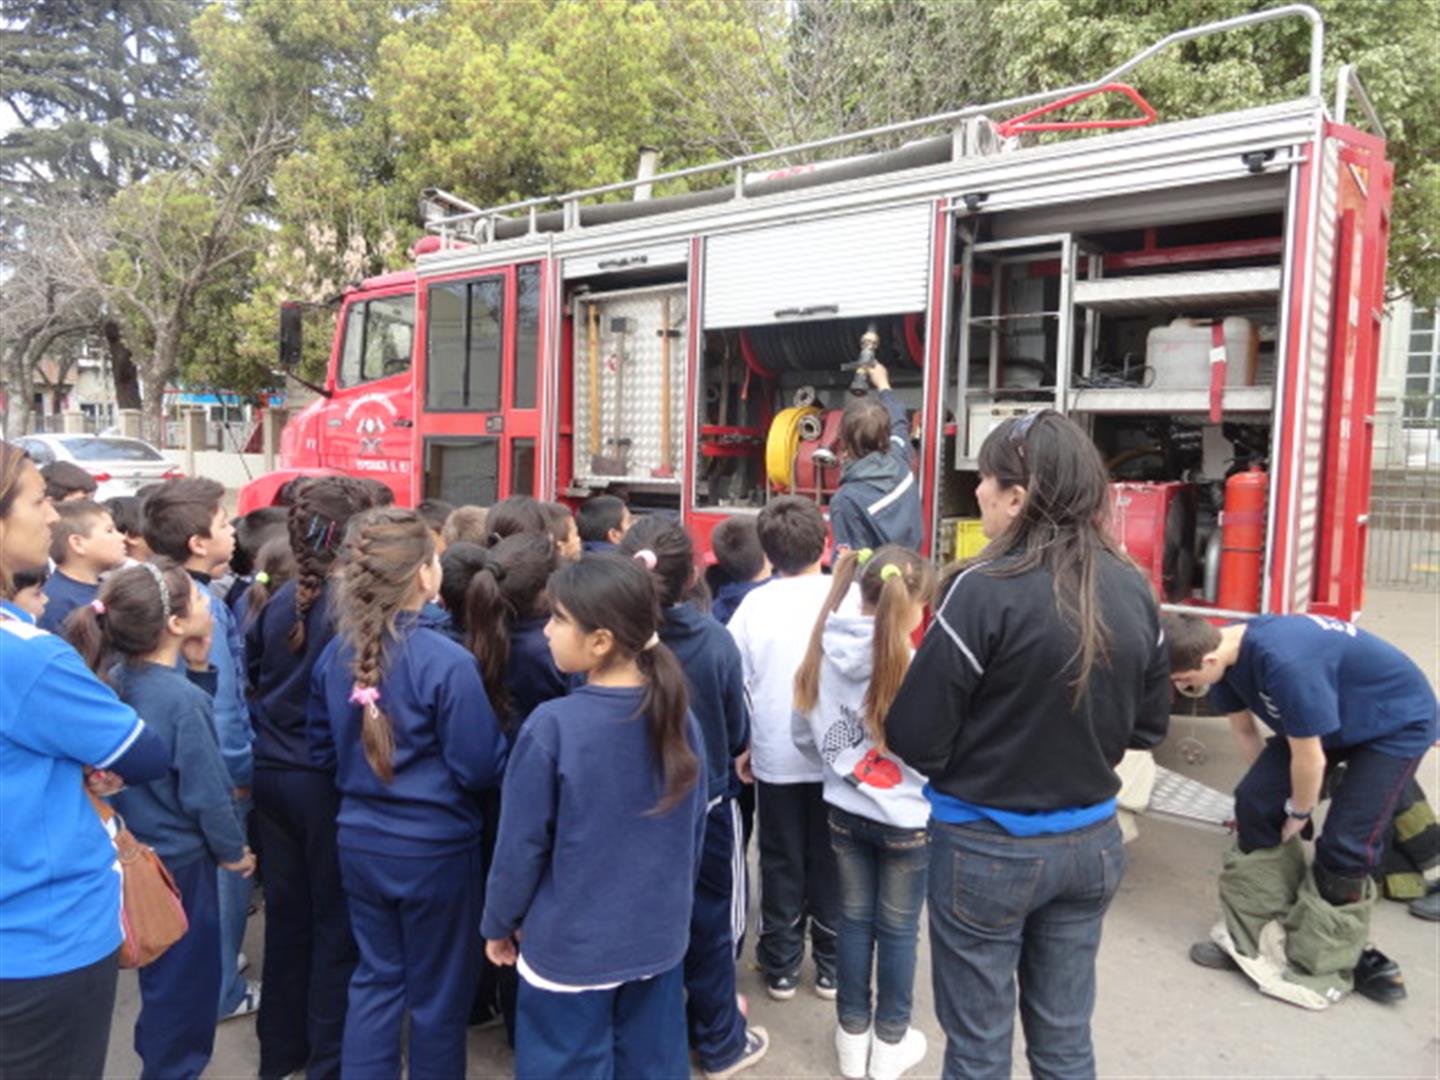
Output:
top-left (310, 508), bottom-right (508, 1077)
top-left (243, 476), bottom-right (380, 1080)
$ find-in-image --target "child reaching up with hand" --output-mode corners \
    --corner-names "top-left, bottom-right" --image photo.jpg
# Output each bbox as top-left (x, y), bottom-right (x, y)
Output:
top-left (793, 546), bottom-right (935, 1080)
top-left (482, 554), bottom-right (708, 1080)
top-left (66, 559), bottom-right (254, 1080)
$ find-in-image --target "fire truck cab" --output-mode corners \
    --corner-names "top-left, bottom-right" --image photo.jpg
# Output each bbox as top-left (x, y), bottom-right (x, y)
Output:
top-left (244, 5), bottom-right (1392, 623)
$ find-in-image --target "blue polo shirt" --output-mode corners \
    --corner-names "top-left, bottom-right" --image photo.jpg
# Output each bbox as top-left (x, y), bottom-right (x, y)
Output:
top-left (0, 603), bottom-right (148, 978)
top-left (1209, 615), bottom-right (1437, 759)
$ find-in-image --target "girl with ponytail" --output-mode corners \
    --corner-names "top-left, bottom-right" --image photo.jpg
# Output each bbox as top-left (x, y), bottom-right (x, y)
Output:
top-left (481, 553), bottom-right (708, 1080)
top-left (66, 558), bottom-right (255, 1079)
top-left (792, 545), bottom-right (935, 1079)
top-left (448, 532), bottom-right (565, 740)
top-left (241, 474), bottom-right (380, 1080)
top-left (619, 517), bottom-right (769, 1078)
top-left (311, 507), bottom-right (507, 1078)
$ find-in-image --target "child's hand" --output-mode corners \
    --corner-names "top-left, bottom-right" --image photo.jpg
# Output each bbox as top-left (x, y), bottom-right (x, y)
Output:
top-left (734, 749), bottom-right (754, 785)
top-left (85, 768), bottom-right (124, 797)
top-left (221, 847), bottom-right (257, 878)
top-left (486, 936), bottom-right (519, 966)
top-left (181, 626), bottom-right (213, 671)
top-left (868, 360), bottom-right (891, 392)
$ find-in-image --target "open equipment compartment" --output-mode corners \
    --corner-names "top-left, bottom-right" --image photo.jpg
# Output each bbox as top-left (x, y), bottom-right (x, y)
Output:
top-left (940, 176), bottom-right (1292, 610)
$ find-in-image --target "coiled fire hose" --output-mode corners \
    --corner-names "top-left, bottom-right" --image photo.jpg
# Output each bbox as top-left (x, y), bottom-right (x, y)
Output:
top-left (765, 406), bottom-right (821, 489)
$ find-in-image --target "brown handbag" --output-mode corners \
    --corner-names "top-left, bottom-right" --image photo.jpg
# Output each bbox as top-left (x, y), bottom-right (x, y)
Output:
top-left (87, 789), bottom-right (189, 968)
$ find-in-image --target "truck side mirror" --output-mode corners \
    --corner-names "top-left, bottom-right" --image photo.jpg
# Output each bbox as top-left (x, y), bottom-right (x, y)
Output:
top-left (278, 303), bottom-right (304, 369)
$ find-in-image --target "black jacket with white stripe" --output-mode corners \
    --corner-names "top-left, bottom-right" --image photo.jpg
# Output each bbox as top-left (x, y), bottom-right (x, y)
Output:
top-left (886, 552), bottom-right (1171, 811)
top-left (829, 389), bottom-right (922, 552)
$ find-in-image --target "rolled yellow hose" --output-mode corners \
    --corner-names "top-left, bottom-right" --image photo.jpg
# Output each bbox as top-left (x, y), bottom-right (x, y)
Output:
top-left (765, 406), bottom-right (821, 489)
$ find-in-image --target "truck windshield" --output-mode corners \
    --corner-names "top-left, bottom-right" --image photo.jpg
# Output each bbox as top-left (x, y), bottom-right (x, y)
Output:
top-left (339, 294), bottom-right (415, 387)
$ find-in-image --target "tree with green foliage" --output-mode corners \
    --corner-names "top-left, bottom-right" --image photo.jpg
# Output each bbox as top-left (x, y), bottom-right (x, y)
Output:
top-left (0, 0), bottom-right (203, 430)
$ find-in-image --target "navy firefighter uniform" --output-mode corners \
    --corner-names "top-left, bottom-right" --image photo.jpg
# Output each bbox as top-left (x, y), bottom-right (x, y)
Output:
top-left (481, 685), bottom-right (708, 1080)
top-left (244, 578), bottom-right (355, 1079)
top-left (310, 612), bottom-right (508, 1080)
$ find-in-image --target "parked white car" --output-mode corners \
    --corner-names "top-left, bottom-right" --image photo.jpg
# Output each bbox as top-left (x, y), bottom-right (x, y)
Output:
top-left (12, 433), bottom-right (182, 500)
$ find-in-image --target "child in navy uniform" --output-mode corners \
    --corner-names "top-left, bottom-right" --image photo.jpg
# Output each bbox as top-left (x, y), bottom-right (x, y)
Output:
top-left (245, 476), bottom-right (381, 1079)
top-left (39, 500), bottom-right (127, 631)
top-left (827, 361), bottom-right (922, 553)
top-left (66, 559), bottom-right (255, 1080)
top-left (144, 477), bottom-right (259, 1022)
top-left (482, 554), bottom-right (707, 1080)
top-left (621, 519), bottom-right (770, 1079)
top-left (443, 532), bottom-right (568, 1039)
top-left (310, 508), bottom-right (508, 1077)
top-left (708, 516), bottom-right (772, 627)
top-left (576, 493), bottom-right (632, 553)
top-left (462, 532), bottom-right (569, 740)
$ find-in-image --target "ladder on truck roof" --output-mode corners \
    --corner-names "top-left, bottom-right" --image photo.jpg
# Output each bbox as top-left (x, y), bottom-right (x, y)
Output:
top-left (423, 4), bottom-right (1381, 247)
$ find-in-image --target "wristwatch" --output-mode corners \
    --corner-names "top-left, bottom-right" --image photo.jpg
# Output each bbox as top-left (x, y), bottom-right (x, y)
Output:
top-left (1284, 798), bottom-right (1313, 820)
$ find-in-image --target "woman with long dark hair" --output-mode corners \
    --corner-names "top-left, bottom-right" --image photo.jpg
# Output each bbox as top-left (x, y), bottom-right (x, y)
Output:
top-left (886, 412), bottom-right (1171, 1079)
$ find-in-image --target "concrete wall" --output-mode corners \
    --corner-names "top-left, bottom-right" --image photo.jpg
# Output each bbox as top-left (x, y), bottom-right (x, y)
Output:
top-left (162, 449), bottom-right (268, 492)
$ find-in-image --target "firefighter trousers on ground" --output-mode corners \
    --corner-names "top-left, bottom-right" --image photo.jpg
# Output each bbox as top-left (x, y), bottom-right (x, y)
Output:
top-left (1209, 839), bottom-right (1374, 1010)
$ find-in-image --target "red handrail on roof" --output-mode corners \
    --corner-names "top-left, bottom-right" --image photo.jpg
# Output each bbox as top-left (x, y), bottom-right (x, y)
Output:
top-left (993, 83), bottom-right (1158, 138)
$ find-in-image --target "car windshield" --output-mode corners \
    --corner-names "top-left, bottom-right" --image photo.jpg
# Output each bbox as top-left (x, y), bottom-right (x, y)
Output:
top-left (61, 437), bottom-right (165, 462)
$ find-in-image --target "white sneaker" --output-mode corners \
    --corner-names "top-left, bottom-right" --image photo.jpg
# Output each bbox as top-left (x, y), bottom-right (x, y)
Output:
top-left (835, 1025), bottom-right (871, 1080)
top-left (868, 1027), bottom-right (926, 1080)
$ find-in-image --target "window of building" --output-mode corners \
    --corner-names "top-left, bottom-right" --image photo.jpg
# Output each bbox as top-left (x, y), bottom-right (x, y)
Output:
top-left (1403, 309), bottom-right (1439, 426)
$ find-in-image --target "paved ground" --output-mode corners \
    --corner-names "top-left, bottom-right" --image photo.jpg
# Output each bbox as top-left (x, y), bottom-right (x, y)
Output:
top-left (103, 589), bottom-right (1439, 1078)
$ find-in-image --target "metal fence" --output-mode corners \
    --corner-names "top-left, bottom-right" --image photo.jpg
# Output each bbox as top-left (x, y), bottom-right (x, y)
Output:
top-left (1365, 421), bottom-right (1440, 588)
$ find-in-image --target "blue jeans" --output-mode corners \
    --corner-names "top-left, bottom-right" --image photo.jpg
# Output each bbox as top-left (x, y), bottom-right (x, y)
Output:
top-left (828, 807), bottom-right (929, 1042)
top-left (217, 795), bottom-right (253, 1017)
top-left (928, 816), bottom-right (1126, 1080)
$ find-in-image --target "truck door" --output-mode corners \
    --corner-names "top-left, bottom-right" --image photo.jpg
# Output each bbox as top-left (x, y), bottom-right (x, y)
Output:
top-left (322, 289), bottom-right (417, 504)
top-left (414, 263), bottom-right (544, 507)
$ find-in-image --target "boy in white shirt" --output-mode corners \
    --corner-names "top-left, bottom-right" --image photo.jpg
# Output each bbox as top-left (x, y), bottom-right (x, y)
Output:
top-left (728, 496), bottom-right (843, 1001)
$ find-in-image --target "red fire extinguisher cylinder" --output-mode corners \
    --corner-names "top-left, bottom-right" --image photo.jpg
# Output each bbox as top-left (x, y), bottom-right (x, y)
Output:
top-left (1218, 467), bottom-right (1267, 612)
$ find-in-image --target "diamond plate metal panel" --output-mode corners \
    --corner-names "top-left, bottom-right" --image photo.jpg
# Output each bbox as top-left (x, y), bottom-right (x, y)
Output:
top-left (1291, 138), bottom-right (1341, 609)
top-left (572, 286), bottom-right (688, 486)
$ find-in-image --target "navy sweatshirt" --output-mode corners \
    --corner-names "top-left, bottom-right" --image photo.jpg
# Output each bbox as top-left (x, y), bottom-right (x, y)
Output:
top-left (480, 685), bottom-right (707, 986)
top-left (828, 389), bottom-right (923, 552)
top-left (504, 617), bottom-right (573, 736)
top-left (110, 662), bottom-right (246, 868)
top-left (710, 578), bottom-right (770, 626)
top-left (659, 603), bottom-right (749, 802)
top-left (245, 578), bottom-right (337, 771)
top-left (309, 617), bottom-right (508, 856)
top-left (38, 570), bottom-right (98, 633)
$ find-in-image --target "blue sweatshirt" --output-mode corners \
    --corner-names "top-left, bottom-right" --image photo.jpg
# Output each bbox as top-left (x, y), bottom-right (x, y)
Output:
top-left (581, 539), bottom-right (617, 554)
top-left (245, 578), bottom-right (336, 771)
top-left (828, 389), bottom-right (922, 552)
top-left (480, 685), bottom-right (707, 986)
top-left (309, 616), bottom-right (509, 856)
top-left (110, 662), bottom-right (247, 868)
top-left (38, 569), bottom-right (98, 633)
top-left (659, 603), bottom-right (749, 802)
top-left (1208, 614), bottom-right (1437, 759)
top-left (504, 617), bottom-right (573, 737)
top-left (710, 578), bottom-right (770, 626)
top-left (188, 570), bottom-right (253, 788)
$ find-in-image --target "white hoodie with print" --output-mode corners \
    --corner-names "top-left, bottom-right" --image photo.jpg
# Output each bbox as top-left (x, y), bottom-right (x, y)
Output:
top-left (793, 611), bottom-right (931, 830)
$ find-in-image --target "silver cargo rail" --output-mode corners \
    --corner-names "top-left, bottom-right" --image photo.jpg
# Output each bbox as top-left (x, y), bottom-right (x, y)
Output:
top-left (426, 4), bottom-right (1329, 241)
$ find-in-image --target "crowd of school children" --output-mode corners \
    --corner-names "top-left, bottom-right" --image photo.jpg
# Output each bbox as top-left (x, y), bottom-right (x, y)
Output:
top-left (1, 373), bottom-right (1435, 1080)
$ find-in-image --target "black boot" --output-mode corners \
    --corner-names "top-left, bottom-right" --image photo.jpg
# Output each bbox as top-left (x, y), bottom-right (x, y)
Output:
top-left (1353, 947), bottom-right (1406, 1004)
top-left (1408, 888), bottom-right (1440, 922)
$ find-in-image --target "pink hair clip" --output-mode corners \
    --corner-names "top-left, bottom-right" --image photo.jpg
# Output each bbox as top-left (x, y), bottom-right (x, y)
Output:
top-left (90, 599), bottom-right (106, 615)
top-left (633, 549), bottom-right (658, 570)
top-left (349, 685), bottom-right (381, 707)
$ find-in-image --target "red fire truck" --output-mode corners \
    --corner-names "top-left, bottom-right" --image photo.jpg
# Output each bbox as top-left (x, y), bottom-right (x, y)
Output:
top-left (240, 5), bottom-right (1392, 623)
